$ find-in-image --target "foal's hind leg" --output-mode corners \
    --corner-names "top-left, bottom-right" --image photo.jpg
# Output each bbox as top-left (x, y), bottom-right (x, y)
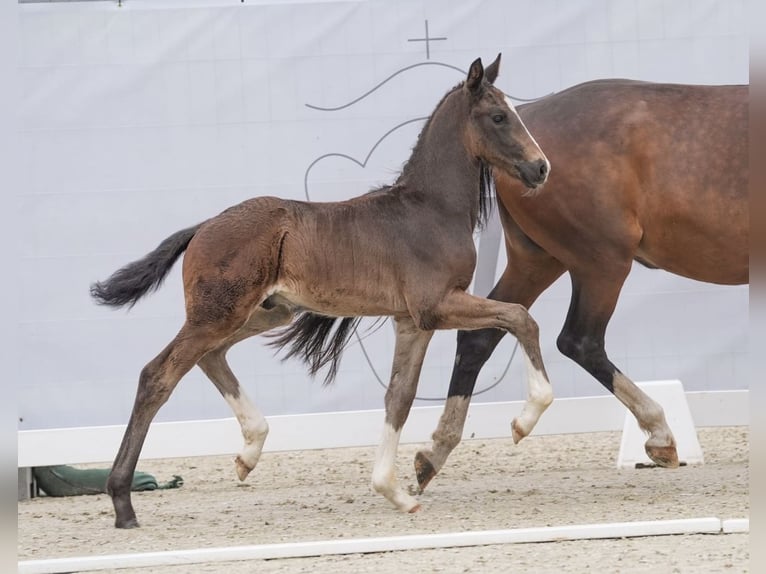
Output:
top-left (371, 317), bottom-right (433, 512)
top-left (197, 305), bottom-right (293, 481)
top-left (557, 272), bottom-right (678, 467)
top-left (107, 323), bottom-right (225, 528)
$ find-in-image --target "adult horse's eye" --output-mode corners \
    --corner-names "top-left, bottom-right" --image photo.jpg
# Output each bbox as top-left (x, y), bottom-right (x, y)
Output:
top-left (492, 114), bottom-right (505, 124)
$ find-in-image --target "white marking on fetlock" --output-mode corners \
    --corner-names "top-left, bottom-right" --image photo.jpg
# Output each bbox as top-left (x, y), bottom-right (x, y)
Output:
top-left (613, 373), bottom-right (675, 447)
top-left (512, 350), bottom-right (553, 441)
top-left (372, 423), bottom-right (420, 512)
top-left (223, 392), bottom-right (269, 479)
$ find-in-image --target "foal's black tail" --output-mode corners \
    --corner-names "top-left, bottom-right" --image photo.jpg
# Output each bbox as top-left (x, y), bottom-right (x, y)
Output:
top-left (90, 224), bottom-right (202, 309)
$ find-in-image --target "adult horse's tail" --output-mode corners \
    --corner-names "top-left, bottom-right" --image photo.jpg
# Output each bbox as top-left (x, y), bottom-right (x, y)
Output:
top-left (90, 224), bottom-right (202, 309)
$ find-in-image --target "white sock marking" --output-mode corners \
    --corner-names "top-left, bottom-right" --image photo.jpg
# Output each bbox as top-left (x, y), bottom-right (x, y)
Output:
top-left (514, 349), bottom-right (553, 437)
top-left (372, 423), bottom-right (419, 512)
top-left (223, 392), bottom-right (269, 469)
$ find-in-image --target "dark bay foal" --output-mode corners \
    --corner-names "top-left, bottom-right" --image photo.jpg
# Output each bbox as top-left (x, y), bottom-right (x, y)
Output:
top-left (91, 55), bottom-right (552, 528)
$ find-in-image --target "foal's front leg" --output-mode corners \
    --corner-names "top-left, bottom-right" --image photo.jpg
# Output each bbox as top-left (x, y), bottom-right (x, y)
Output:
top-left (414, 290), bottom-right (553, 490)
top-left (371, 317), bottom-right (433, 512)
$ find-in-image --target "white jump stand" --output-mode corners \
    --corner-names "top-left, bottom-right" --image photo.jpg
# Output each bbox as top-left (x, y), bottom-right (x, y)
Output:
top-left (617, 380), bottom-right (704, 469)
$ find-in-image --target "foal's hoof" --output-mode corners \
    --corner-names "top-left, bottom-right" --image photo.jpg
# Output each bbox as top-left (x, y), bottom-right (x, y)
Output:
top-left (115, 516), bottom-right (140, 529)
top-left (645, 444), bottom-right (680, 468)
top-left (414, 451), bottom-right (437, 493)
top-left (408, 503), bottom-right (422, 514)
top-left (511, 418), bottom-right (528, 444)
top-left (235, 455), bottom-right (254, 481)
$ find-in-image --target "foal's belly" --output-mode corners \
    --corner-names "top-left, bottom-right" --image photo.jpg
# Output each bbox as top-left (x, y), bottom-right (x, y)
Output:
top-left (266, 283), bottom-right (409, 318)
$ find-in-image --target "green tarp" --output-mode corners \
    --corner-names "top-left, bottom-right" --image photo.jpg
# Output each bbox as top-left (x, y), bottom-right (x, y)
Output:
top-left (33, 465), bottom-right (183, 497)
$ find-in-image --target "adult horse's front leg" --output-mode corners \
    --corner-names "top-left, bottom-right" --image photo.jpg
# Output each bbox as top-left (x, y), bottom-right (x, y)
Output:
top-left (371, 317), bottom-right (433, 512)
top-left (556, 272), bottom-right (678, 467)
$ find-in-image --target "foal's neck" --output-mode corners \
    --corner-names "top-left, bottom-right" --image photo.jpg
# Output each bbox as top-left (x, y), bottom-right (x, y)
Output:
top-left (399, 99), bottom-right (482, 227)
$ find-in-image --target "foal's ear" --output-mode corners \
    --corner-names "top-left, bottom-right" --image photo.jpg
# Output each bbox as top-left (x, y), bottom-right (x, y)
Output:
top-left (484, 53), bottom-right (501, 84)
top-left (465, 57), bottom-right (485, 93)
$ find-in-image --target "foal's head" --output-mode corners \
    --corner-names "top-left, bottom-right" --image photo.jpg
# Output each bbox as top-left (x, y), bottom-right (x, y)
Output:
top-left (461, 55), bottom-right (550, 190)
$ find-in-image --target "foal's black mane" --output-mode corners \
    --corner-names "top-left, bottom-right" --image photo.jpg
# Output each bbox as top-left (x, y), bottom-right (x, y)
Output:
top-left (403, 82), bottom-right (463, 167)
top-left (270, 79), bottom-right (495, 383)
top-left (477, 160), bottom-right (494, 230)
top-left (400, 79), bottom-right (495, 229)
top-left (363, 158), bottom-right (493, 229)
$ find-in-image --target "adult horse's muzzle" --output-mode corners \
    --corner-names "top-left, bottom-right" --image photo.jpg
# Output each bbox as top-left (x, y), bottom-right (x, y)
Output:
top-left (517, 158), bottom-right (550, 189)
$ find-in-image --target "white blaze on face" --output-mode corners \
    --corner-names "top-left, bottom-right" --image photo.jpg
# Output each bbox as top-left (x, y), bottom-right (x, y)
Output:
top-left (371, 422), bottom-right (420, 512)
top-left (504, 95), bottom-right (551, 176)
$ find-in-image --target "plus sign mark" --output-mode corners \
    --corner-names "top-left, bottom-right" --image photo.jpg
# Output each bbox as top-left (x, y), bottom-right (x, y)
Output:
top-left (407, 20), bottom-right (447, 60)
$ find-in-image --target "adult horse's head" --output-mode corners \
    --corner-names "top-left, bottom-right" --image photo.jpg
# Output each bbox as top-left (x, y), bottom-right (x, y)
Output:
top-left (462, 54), bottom-right (550, 190)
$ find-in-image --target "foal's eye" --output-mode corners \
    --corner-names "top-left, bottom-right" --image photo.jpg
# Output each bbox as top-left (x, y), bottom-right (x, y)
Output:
top-left (492, 114), bottom-right (505, 124)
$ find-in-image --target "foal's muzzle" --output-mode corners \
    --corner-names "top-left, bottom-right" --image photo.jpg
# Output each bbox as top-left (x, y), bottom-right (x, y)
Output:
top-left (517, 159), bottom-right (549, 189)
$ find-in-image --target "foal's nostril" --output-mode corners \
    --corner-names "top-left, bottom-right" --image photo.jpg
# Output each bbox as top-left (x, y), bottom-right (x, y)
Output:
top-left (537, 160), bottom-right (548, 179)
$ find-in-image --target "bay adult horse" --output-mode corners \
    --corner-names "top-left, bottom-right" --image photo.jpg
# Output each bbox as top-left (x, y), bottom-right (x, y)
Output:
top-left (91, 55), bottom-right (552, 528)
top-left (415, 79), bottom-right (748, 491)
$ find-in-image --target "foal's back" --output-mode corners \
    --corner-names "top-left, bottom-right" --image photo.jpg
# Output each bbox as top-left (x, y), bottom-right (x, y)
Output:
top-left (182, 188), bottom-right (479, 319)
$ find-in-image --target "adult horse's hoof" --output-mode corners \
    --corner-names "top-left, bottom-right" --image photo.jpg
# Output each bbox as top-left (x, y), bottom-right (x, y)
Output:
top-left (235, 455), bottom-right (254, 481)
top-left (414, 451), bottom-right (437, 493)
top-left (645, 444), bottom-right (680, 468)
top-left (408, 503), bottom-right (422, 514)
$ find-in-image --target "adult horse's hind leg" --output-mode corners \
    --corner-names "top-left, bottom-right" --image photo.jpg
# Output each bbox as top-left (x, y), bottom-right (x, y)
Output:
top-left (415, 247), bottom-right (564, 491)
top-left (371, 317), bottom-right (433, 512)
top-left (107, 323), bottom-right (224, 528)
top-left (197, 304), bottom-right (293, 481)
top-left (556, 271), bottom-right (678, 467)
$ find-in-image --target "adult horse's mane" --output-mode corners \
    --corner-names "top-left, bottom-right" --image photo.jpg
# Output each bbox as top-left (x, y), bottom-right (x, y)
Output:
top-left (269, 81), bottom-right (495, 383)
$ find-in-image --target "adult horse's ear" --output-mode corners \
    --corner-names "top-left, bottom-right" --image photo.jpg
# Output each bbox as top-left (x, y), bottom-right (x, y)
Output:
top-left (465, 58), bottom-right (484, 93)
top-left (484, 53), bottom-right (501, 84)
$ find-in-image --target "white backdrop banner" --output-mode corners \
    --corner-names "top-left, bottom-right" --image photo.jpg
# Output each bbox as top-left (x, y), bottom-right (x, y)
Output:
top-left (16, 0), bottom-right (748, 429)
